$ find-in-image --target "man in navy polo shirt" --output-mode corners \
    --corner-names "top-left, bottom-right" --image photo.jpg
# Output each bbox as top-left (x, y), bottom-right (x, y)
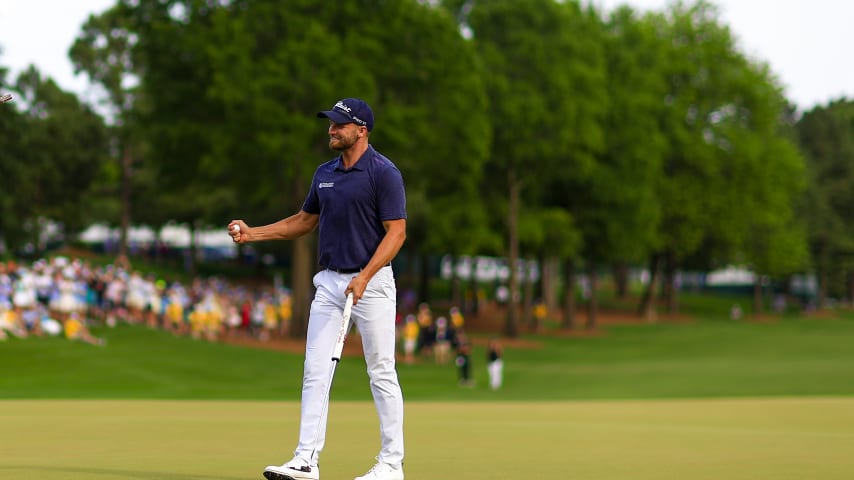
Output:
top-left (229, 98), bottom-right (406, 480)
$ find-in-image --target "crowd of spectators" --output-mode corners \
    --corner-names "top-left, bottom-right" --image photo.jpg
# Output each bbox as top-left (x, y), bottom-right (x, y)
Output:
top-left (1, 255), bottom-right (503, 389)
top-left (0, 256), bottom-right (291, 345)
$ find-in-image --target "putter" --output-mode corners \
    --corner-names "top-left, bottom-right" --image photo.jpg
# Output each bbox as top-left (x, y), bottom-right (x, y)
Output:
top-left (0, 94), bottom-right (12, 104)
top-left (310, 292), bottom-right (354, 459)
top-left (263, 293), bottom-right (355, 480)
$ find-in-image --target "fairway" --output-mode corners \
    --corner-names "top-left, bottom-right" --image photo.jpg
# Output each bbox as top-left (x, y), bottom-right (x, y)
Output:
top-left (4, 316), bottom-right (854, 478)
top-left (2, 398), bottom-right (854, 480)
top-left (6, 316), bottom-right (854, 401)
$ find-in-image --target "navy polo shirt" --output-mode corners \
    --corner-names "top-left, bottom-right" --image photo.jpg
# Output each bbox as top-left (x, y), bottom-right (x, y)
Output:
top-left (302, 145), bottom-right (407, 271)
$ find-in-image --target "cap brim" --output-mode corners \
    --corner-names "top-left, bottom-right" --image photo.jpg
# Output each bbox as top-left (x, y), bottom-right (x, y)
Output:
top-left (317, 110), bottom-right (353, 124)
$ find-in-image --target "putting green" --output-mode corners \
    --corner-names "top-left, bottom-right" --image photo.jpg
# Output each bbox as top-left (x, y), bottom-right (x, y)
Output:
top-left (2, 398), bottom-right (853, 479)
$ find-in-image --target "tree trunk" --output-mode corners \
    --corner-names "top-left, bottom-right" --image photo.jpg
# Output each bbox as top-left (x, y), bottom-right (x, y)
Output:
top-left (586, 260), bottom-right (598, 330)
top-left (562, 258), bottom-right (576, 330)
top-left (289, 233), bottom-right (314, 338)
top-left (468, 271), bottom-right (480, 315)
top-left (187, 221), bottom-right (198, 277)
top-left (848, 270), bottom-right (854, 308)
top-left (289, 173), bottom-right (314, 338)
top-left (504, 172), bottom-right (520, 338)
top-left (524, 259), bottom-right (536, 331)
top-left (418, 253), bottom-right (431, 304)
top-left (613, 262), bottom-right (629, 299)
top-left (543, 256), bottom-right (559, 314)
top-left (753, 276), bottom-right (763, 317)
top-left (817, 269), bottom-right (827, 309)
top-left (638, 253), bottom-right (661, 322)
top-left (662, 250), bottom-right (678, 314)
top-left (116, 145), bottom-right (132, 268)
top-left (451, 275), bottom-right (462, 310)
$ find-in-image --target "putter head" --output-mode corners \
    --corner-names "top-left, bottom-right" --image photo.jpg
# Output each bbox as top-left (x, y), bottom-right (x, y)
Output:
top-left (0, 94), bottom-right (12, 104)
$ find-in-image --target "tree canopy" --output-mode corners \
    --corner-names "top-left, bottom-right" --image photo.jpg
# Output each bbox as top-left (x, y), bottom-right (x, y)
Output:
top-left (0, 0), bottom-right (835, 333)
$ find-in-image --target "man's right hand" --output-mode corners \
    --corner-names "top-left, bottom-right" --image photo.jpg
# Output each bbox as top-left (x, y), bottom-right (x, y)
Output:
top-left (228, 220), bottom-right (249, 243)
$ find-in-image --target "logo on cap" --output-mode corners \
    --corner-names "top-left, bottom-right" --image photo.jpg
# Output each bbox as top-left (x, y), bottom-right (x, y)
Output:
top-left (334, 101), bottom-right (352, 113)
top-left (318, 98), bottom-right (374, 131)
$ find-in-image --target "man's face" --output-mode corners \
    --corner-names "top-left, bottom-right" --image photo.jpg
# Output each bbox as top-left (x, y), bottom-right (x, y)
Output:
top-left (328, 121), bottom-right (361, 151)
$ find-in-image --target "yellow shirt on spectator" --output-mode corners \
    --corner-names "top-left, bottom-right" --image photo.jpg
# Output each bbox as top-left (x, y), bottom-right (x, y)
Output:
top-left (404, 319), bottom-right (419, 341)
top-left (64, 317), bottom-right (83, 339)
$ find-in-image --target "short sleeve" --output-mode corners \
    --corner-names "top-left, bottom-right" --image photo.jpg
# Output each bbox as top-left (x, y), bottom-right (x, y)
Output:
top-left (301, 169), bottom-right (321, 214)
top-left (376, 166), bottom-right (407, 221)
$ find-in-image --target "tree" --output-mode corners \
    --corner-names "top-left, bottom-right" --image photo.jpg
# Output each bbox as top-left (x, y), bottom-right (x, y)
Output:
top-left (636, 1), bottom-right (806, 318)
top-left (70, 2), bottom-right (143, 266)
top-left (0, 60), bottom-right (32, 254)
top-left (200, 0), bottom-right (494, 334)
top-left (0, 67), bottom-right (109, 252)
top-left (517, 207), bottom-right (579, 330)
top-left (319, 0), bottom-right (495, 303)
top-left (196, 0), bottom-right (374, 336)
top-left (710, 66), bottom-right (807, 315)
top-left (128, 0), bottom-right (237, 274)
top-left (796, 99), bottom-right (854, 305)
top-left (462, 0), bottom-right (603, 337)
top-left (566, 6), bottom-right (665, 328)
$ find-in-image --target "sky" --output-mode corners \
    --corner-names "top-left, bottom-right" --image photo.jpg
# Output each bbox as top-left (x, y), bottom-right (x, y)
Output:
top-left (1, 0), bottom-right (852, 111)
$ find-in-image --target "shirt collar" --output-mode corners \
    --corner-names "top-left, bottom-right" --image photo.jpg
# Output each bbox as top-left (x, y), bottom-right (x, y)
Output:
top-left (334, 145), bottom-right (373, 172)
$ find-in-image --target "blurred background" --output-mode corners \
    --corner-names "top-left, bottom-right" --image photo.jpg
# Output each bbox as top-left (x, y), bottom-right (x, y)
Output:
top-left (1, 0), bottom-right (852, 341)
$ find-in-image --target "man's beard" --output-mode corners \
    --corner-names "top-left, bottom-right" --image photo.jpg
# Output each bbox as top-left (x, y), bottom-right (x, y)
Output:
top-left (329, 131), bottom-right (359, 151)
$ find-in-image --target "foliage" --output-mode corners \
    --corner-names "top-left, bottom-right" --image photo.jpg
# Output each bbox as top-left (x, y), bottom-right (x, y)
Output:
top-left (0, 0), bottom-right (837, 306)
top-left (796, 99), bottom-right (854, 300)
top-left (577, 6), bottom-right (667, 265)
top-left (0, 67), bottom-right (109, 252)
top-left (630, 1), bottom-right (808, 313)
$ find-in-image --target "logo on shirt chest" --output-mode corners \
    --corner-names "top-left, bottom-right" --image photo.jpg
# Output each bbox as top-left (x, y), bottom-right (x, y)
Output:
top-left (319, 182), bottom-right (335, 189)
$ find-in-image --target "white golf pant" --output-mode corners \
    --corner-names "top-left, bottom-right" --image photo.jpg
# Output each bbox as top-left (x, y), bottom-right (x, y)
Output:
top-left (294, 266), bottom-right (404, 467)
top-left (488, 359), bottom-right (504, 390)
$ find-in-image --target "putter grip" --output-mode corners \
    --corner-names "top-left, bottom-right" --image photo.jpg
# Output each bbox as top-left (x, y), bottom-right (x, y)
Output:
top-left (332, 293), bottom-right (354, 360)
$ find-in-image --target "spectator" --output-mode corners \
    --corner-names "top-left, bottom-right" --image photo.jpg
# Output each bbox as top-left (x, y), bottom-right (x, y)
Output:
top-left (125, 271), bottom-right (147, 324)
top-left (64, 312), bottom-right (105, 346)
top-left (455, 341), bottom-right (474, 387)
top-left (402, 314), bottom-right (418, 364)
top-left (1, 300), bottom-right (28, 339)
top-left (224, 297), bottom-right (242, 338)
top-left (434, 316), bottom-right (452, 364)
top-left (103, 271), bottom-right (127, 327)
top-left (50, 270), bottom-right (81, 323)
top-left (416, 302), bottom-right (435, 356)
top-left (487, 337), bottom-right (504, 390)
top-left (164, 285), bottom-right (187, 335)
top-left (533, 301), bottom-right (547, 327)
top-left (449, 305), bottom-right (464, 330)
top-left (251, 293), bottom-right (266, 339)
top-left (261, 292), bottom-right (278, 341)
top-left (277, 289), bottom-right (292, 334)
top-left (13, 267), bottom-right (41, 335)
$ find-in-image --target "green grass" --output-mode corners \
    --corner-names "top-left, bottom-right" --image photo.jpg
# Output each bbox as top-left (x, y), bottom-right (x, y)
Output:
top-left (2, 398), bottom-right (854, 480)
top-left (3, 312), bottom-right (854, 400)
top-left (4, 310), bottom-right (854, 478)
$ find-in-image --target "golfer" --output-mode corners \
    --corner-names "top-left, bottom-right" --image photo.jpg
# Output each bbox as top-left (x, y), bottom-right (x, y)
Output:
top-left (229, 98), bottom-right (406, 480)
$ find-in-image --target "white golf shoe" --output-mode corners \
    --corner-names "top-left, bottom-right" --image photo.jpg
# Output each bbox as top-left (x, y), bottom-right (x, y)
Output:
top-left (354, 461), bottom-right (404, 480)
top-left (263, 457), bottom-right (320, 480)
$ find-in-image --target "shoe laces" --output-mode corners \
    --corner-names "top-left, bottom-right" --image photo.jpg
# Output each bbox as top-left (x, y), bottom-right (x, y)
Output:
top-left (366, 461), bottom-right (393, 475)
top-left (285, 457), bottom-right (311, 470)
